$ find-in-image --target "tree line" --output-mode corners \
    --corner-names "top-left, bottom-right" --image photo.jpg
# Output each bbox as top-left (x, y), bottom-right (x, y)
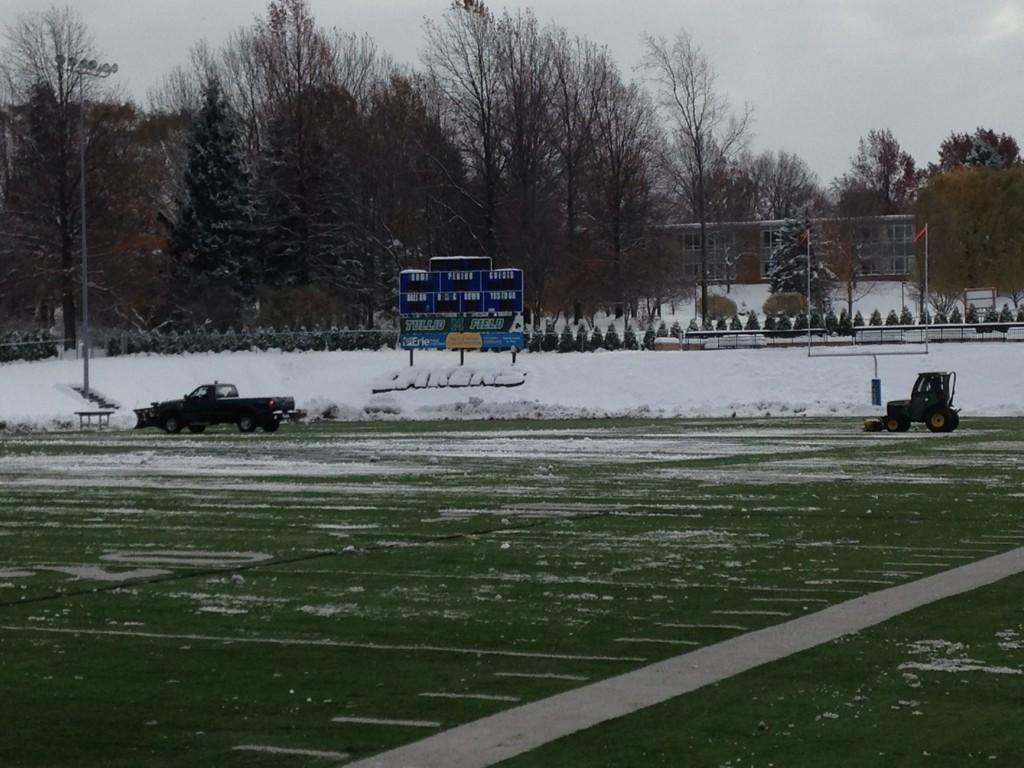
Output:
top-left (1, 0), bottom-right (1021, 348)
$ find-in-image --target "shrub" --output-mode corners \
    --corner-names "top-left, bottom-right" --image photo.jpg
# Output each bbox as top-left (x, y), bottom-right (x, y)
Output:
top-left (687, 318), bottom-right (699, 332)
top-left (853, 310), bottom-right (865, 327)
top-left (575, 324), bottom-right (589, 352)
top-left (763, 314), bottom-right (777, 331)
top-left (1000, 303), bottom-right (1014, 322)
top-left (642, 327), bottom-right (656, 350)
top-left (623, 325), bottom-right (639, 350)
top-left (900, 306), bottom-right (914, 325)
top-left (984, 306), bottom-right (999, 323)
top-left (838, 309), bottom-right (852, 335)
top-left (528, 330), bottom-right (542, 352)
top-left (542, 323), bottom-right (559, 351)
top-left (919, 309), bottom-right (932, 325)
top-left (604, 323), bottom-right (621, 350)
top-left (794, 311), bottom-right (808, 331)
top-left (1017, 306), bottom-right (1024, 323)
top-left (949, 306), bottom-right (963, 324)
top-left (763, 292), bottom-right (806, 317)
top-left (965, 304), bottom-right (979, 323)
top-left (933, 310), bottom-right (947, 324)
top-left (776, 314), bottom-right (793, 331)
top-left (885, 309), bottom-right (900, 326)
top-left (824, 309), bottom-right (838, 334)
top-left (557, 324), bottom-right (575, 352)
top-left (869, 309), bottom-right (883, 326)
top-left (670, 320), bottom-right (683, 337)
top-left (656, 321), bottom-right (669, 337)
top-left (697, 294), bottom-right (738, 320)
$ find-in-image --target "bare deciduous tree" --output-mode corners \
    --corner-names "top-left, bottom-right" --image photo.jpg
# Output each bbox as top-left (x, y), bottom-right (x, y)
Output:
top-left (643, 31), bottom-right (752, 324)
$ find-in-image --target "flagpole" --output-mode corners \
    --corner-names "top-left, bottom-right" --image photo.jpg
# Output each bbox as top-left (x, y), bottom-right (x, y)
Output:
top-left (806, 222), bottom-right (812, 357)
top-left (924, 223), bottom-right (929, 353)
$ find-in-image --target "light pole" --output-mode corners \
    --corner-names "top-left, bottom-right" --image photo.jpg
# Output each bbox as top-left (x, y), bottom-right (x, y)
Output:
top-left (55, 55), bottom-right (118, 398)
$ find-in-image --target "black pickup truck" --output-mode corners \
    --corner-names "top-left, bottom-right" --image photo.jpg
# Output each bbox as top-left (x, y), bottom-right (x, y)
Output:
top-left (134, 383), bottom-right (300, 434)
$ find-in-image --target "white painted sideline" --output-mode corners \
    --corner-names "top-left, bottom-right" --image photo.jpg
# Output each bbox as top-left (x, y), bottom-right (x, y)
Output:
top-left (346, 547), bottom-right (1024, 768)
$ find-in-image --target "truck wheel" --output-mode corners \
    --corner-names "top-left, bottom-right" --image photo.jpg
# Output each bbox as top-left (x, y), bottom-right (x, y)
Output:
top-left (262, 419), bottom-right (280, 433)
top-left (188, 425), bottom-right (207, 434)
top-left (238, 414), bottom-right (257, 433)
top-left (162, 414), bottom-right (183, 434)
top-left (926, 407), bottom-right (952, 433)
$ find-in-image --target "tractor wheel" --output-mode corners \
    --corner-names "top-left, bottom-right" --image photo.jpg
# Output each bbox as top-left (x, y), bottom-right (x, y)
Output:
top-left (946, 411), bottom-right (960, 433)
top-left (884, 416), bottom-right (902, 433)
top-left (895, 415), bottom-right (911, 432)
top-left (926, 407), bottom-right (952, 433)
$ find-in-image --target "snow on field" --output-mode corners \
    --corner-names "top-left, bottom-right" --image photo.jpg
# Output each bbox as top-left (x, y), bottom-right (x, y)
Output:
top-left (2, 339), bottom-right (1024, 430)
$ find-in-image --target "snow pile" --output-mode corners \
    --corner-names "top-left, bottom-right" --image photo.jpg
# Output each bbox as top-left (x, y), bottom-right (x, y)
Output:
top-left (1, 343), bottom-right (1023, 431)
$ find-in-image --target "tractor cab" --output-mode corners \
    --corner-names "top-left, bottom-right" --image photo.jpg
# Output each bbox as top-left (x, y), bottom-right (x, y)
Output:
top-left (879, 371), bottom-right (958, 433)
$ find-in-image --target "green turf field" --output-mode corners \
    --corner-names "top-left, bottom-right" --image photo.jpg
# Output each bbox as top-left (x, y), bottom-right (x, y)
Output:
top-left (1, 418), bottom-right (1022, 766)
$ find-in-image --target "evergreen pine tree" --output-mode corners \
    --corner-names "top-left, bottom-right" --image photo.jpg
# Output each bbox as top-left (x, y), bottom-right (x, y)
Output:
top-left (588, 325), bottom-right (604, 351)
top-left (763, 314), bottom-right (777, 331)
top-left (900, 306), bottom-right (914, 325)
top-left (869, 309), bottom-right (883, 326)
top-left (776, 314), bottom-right (792, 331)
top-left (766, 213), bottom-right (835, 308)
top-left (838, 309), bottom-right (852, 335)
top-left (965, 304), bottom-right (979, 323)
top-left (949, 306), bottom-right (963, 324)
top-left (729, 315), bottom-right (742, 331)
top-left (999, 303), bottom-right (1014, 322)
top-left (745, 312), bottom-right (761, 330)
top-left (715, 317), bottom-right (727, 331)
top-left (687, 318), bottom-right (699, 332)
top-left (169, 76), bottom-right (255, 299)
top-left (604, 323), bottom-right (621, 350)
top-left (919, 309), bottom-right (932, 326)
top-left (825, 308), bottom-right (838, 334)
top-left (984, 306), bottom-right (999, 323)
top-left (624, 325), bottom-right (639, 350)
top-left (528, 330), bottom-right (542, 352)
top-left (933, 310), bottom-right (947, 324)
top-left (575, 324), bottom-right (589, 352)
top-left (810, 310), bottom-right (822, 330)
top-left (558, 324), bottom-right (575, 352)
top-left (853, 310), bottom-right (865, 327)
top-left (885, 309), bottom-right (900, 326)
top-left (670, 320), bottom-right (683, 337)
top-left (1017, 306), bottom-right (1024, 323)
top-left (642, 327), bottom-right (656, 350)
top-left (794, 311), bottom-right (808, 330)
top-left (656, 321), bottom-right (669, 337)
top-left (542, 323), bottom-right (559, 351)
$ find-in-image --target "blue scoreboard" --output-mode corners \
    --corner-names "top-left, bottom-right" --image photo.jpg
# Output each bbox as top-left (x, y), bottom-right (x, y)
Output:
top-left (399, 256), bottom-right (525, 351)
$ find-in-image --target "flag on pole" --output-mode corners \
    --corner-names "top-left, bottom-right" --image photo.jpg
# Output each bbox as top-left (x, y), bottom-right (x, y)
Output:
top-left (914, 224), bottom-right (928, 242)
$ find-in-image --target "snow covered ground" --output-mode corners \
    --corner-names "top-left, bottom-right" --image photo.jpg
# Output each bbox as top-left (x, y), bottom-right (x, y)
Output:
top-left (2, 341), bottom-right (1023, 430)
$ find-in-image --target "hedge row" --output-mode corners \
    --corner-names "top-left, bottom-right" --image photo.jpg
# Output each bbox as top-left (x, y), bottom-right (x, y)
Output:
top-left (0, 332), bottom-right (61, 363)
top-left (103, 327), bottom-right (399, 356)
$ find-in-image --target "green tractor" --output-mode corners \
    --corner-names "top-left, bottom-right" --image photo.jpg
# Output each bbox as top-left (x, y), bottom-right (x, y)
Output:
top-left (864, 371), bottom-right (960, 433)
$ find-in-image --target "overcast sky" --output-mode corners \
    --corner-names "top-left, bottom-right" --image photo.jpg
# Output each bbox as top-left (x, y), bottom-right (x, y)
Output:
top-left (3, 0), bottom-right (1023, 182)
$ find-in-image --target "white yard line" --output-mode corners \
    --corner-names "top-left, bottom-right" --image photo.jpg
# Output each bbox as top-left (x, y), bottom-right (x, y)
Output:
top-left (613, 637), bottom-right (700, 646)
top-left (232, 745), bottom-right (347, 759)
top-left (494, 672), bottom-right (588, 681)
top-left (0, 625), bottom-right (644, 663)
top-left (332, 717), bottom-right (441, 728)
top-left (419, 693), bottom-right (520, 702)
top-left (345, 547), bottom-right (1024, 768)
